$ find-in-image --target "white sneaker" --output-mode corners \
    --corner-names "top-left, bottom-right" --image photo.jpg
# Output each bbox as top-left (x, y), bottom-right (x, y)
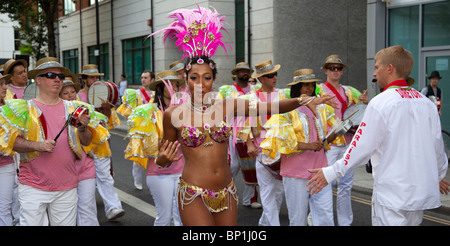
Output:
top-left (250, 202), bottom-right (262, 209)
top-left (134, 181), bottom-right (143, 190)
top-left (107, 208), bottom-right (125, 220)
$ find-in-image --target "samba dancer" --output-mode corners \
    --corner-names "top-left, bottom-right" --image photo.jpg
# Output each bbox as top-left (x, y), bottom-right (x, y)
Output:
top-left (217, 62), bottom-right (262, 209)
top-left (246, 60), bottom-right (287, 226)
top-left (125, 70), bottom-right (186, 226)
top-left (78, 64), bottom-right (125, 220)
top-left (0, 57), bottom-right (99, 225)
top-left (317, 55), bottom-right (368, 226)
top-left (148, 6), bottom-right (337, 226)
top-left (261, 69), bottom-right (340, 226)
top-left (307, 45), bottom-right (449, 226)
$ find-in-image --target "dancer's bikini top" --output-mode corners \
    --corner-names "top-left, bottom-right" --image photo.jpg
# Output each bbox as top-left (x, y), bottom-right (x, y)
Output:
top-left (181, 121), bottom-right (231, 148)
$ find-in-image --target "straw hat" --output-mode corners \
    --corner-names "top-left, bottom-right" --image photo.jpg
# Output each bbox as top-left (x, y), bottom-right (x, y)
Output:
top-left (170, 60), bottom-right (185, 72)
top-left (149, 70), bottom-right (186, 91)
top-left (27, 57), bottom-right (71, 79)
top-left (321, 54), bottom-right (347, 69)
top-left (4, 59), bottom-right (28, 75)
top-left (0, 64), bottom-right (4, 75)
top-left (0, 74), bottom-right (11, 84)
top-left (79, 64), bottom-right (104, 76)
top-left (288, 69), bottom-right (321, 86)
top-left (231, 62), bottom-right (254, 75)
top-left (62, 74), bottom-right (81, 93)
top-left (251, 60), bottom-right (281, 78)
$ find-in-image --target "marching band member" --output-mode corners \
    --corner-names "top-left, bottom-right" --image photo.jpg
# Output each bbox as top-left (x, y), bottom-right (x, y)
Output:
top-left (261, 68), bottom-right (339, 226)
top-left (246, 60), bottom-right (287, 226)
top-left (217, 62), bottom-right (262, 209)
top-left (78, 64), bottom-right (125, 220)
top-left (125, 70), bottom-right (186, 226)
top-left (307, 45), bottom-right (448, 226)
top-left (59, 75), bottom-right (109, 226)
top-left (317, 54), bottom-right (369, 226)
top-left (0, 73), bottom-right (15, 226)
top-left (0, 57), bottom-right (96, 225)
top-left (3, 59), bottom-right (29, 99)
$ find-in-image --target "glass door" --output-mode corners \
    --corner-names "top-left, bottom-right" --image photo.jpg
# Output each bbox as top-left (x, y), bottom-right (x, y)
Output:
top-left (422, 52), bottom-right (450, 132)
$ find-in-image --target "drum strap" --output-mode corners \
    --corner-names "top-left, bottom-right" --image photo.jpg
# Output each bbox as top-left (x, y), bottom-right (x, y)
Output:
top-left (233, 84), bottom-right (246, 96)
top-left (325, 82), bottom-right (347, 118)
top-left (39, 113), bottom-right (48, 139)
top-left (256, 89), bottom-right (271, 120)
top-left (140, 88), bottom-right (152, 103)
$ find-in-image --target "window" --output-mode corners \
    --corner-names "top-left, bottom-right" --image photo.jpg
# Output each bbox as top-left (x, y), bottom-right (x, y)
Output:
top-left (235, 0), bottom-right (246, 63)
top-left (388, 6), bottom-right (420, 89)
top-left (62, 49), bottom-right (79, 74)
top-left (90, 0), bottom-right (104, 6)
top-left (122, 36), bottom-right (152, 85)
top-left (423, 1), bottom-right (450, 47)
top-left (88, 43), bottom-right (109, 80)
top-left (64, 0), bottom-right (76, 15)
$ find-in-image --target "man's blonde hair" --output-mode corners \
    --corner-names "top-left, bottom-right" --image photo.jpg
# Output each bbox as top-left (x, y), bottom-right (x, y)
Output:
top-left (374, 45), bottom-right (414, 79)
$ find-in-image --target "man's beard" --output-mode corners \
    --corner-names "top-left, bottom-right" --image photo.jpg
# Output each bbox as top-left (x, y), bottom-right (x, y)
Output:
top-left (237, 74), bottom-right (249, 83)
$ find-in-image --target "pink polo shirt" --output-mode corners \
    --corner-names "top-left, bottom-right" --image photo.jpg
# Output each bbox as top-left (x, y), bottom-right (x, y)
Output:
top-left (18, 100), bottom-right (78, 191)
top-left (280, 106), bottom-right (328, 179)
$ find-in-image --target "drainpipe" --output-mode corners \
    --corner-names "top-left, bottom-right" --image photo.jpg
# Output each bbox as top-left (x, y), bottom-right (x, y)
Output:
top-left (151, 0), bottom-right (154, 71)
top-left (247, 0), bottom-right (252, 65)
top-left (79, 0), bottom-right (84, 68)
top-left (111, 0), bottom-right (115, 81)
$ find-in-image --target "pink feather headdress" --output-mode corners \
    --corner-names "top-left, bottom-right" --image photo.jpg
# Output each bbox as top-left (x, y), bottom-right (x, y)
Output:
top-left (148, 5), bottom-right (231, 62)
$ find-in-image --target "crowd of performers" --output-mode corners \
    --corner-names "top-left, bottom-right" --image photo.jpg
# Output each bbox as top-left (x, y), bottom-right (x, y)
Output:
top-left (0, 6), bottom-right (448, 227)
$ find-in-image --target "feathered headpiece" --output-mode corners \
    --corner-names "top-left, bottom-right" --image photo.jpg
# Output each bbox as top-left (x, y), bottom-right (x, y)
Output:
top-left (148, 5), bottom-right (231, 67)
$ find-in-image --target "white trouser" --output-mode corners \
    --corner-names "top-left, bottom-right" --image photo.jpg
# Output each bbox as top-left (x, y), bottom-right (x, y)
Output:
top-left (94, 155), bottom-right (122, 215)
top-left (18, 184), bottom-right (77, 226)
top-left (255, 155), bottom-right (284, 226)
top-left (326, 145), bottom-right (354, 226)
top-left (371, 193), bottom-right (423, 226)
top-left (0, 163), bottom-right (15, 226)
top-left (146, 174), bottom-right (182, 226)
top-left (132, 162), bottom-right (146, 186)
top-left (283, 177), bottom-right (334, 226)
top-left (229, 139), bottom-right (258, 205)
top-left (77, 178), bottom-right (99, 226)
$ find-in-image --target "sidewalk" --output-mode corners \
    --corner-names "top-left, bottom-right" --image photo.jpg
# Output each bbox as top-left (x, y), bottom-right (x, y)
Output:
top-left (114, 114), bottom-right (450, 212)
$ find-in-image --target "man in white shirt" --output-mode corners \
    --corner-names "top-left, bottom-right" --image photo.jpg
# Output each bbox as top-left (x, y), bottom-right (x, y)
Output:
top-left (307, 45), bottom-right (449, 226)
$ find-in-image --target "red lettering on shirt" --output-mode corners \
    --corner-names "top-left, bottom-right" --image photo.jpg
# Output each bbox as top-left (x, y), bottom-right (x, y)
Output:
top-left (344, 121), bottom-right (366, 165)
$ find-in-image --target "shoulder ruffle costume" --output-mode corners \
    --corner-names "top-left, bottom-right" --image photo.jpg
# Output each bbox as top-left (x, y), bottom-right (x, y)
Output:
top-left (124, 103), bottom-right (162, 169)
top-left (0, 99), bottom-right (110, 162)
top-left (117, 88), bottom-right (155, 118)
top-left (260, 104), bottom-right (337, 158)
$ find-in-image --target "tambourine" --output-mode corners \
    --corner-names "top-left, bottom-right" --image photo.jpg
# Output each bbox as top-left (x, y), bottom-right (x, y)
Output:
top-left (23, 83), bottom-right (39, 100)
top-left (54, 105), bottom-right (89, 142)
top-left (88, 81), bottom-right (119, 108)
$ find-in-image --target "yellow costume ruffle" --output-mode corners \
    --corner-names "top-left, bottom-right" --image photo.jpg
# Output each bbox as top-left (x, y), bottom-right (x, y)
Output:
top-left (124, 103), bottom-right (162, 169)
top-left (317, 84), bottom-right (362, 146)
top-left (260, 104), bottom-right (336, 158)
top-left (0, 100), bottom-right (108, 162)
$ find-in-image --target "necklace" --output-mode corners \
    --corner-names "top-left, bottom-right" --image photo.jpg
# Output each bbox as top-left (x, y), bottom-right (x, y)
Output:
top-left (189, 101), bottom-right (213, 114)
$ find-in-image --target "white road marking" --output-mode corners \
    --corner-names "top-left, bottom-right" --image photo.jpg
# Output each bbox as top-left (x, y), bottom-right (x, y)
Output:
top-left (115, 188), bottom-right (157, 218)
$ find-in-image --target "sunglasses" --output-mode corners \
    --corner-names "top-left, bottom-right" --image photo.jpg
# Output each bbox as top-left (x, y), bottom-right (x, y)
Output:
top-left (327, 66), bottom-right (343, 72)
top-left (38, 72), bottom-right (66, 80)
top-left (263, 73), bottom-right (277, 79)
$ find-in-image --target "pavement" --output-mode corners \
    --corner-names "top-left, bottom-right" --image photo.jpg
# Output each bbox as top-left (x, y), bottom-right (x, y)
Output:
top-left (114, 114), bottom-right (450, 212)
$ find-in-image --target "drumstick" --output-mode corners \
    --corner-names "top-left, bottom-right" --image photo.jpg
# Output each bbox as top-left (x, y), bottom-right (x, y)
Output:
top-left (343, 110), bottom-right (359, 122)
top-left (54, 114), bottom-right (72, 142)
top-left (98, 97), bottom-right (115, 107)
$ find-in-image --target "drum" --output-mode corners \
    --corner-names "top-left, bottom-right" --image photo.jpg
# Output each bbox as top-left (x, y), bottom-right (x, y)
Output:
top-left (235, 142), bottom-right (258, 185)
top-left (70, 105), bottom-right (89, 127)
top-left (23, 83), bottom-right (39, 100)
top-left (88, 81), bottom-right (119, 108)
top-left (344, 103), bottom-right (367, 126)
top-left (258, 152), bottom-right (282, 180)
